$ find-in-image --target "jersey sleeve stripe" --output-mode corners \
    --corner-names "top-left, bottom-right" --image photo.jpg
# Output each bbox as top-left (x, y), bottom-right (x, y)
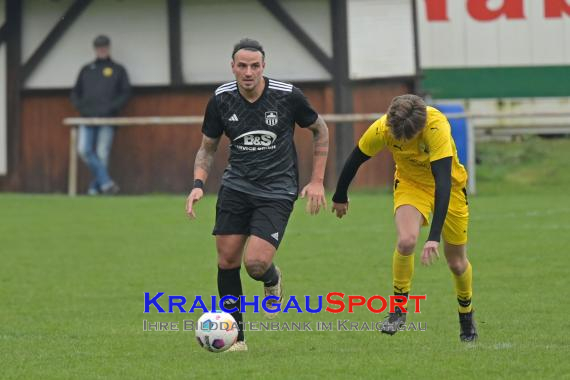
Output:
top-left (268, 82), bottom-right (293, 90)
top-left (215, 81), bottom-right (237, 93)
top-left (268, 83), bottom-right (293, 90)
top-left (268, 79), bottom-right (293, 88)
top-left (215, 85), bottom-right (237, 95)
top-left (268, 85), bottom-right (292, 92)
top-left (216, 80), bottom-right (236, 89)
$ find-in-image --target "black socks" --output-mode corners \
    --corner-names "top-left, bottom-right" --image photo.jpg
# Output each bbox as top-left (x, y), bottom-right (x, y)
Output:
top-left (217, 267), bottom-right (244, 341)
top-left (254, 263), bottom-right (279, 287)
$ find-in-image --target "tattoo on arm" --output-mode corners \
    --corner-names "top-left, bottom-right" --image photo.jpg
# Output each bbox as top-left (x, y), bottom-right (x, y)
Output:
top-left (308, 116), bottom-right (329, 155)
top-left (194, 136), bottom-right (220, 176)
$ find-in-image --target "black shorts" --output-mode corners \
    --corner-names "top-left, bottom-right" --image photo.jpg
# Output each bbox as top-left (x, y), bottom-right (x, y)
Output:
top-left (213, 186), bottom-right (295, 249)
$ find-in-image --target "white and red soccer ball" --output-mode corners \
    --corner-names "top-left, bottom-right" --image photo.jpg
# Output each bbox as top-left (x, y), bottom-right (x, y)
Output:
top-left (195, 311), bottom-right (238, 353)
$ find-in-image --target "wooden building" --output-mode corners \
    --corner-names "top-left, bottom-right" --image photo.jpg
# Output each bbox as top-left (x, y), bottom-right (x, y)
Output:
top-left (0, 0), bottom-right (423, 194)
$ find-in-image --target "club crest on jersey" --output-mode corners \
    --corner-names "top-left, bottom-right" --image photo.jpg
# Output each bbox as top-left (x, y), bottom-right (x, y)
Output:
top-left (265, 111), bottom-right (278, 126)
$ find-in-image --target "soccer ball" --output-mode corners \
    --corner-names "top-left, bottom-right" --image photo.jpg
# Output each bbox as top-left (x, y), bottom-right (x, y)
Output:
top-left (195, 311), bottom-right (238, 353)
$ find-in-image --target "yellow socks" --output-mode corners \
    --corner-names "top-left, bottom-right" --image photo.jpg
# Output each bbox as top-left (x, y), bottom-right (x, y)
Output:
top-left (392, 248), bottom-right (473, 314)
top-left (392, 249), bottom-right (414, 296)
top-left (453, 261), bottom-right (473, 313)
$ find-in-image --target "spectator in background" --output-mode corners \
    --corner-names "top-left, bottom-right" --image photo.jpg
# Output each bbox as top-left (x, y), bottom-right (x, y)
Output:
top-left (71, 35), bottom-right (131, 195)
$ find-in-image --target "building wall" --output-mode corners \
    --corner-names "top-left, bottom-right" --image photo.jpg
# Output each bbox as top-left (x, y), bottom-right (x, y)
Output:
top-left (181, 0), bottom-right (332, 83)
top-left (2, 81), bottom-right (405, 194)
top-left (23, 0), bottom-right (170, 88)
top-left (19, 0), bottom-right (333, 86)
top-left (18, 0), bottom-right (415, 89)
top-left (348, 0), bottom-right (415, 79)
top-left (1, 0), bottom-right (417, 193)
top-left (4, 0), bottom-right (568, 193)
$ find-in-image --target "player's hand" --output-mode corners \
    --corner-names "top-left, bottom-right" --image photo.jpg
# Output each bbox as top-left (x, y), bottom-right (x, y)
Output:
top-left (421, 240), bottom-right (440, 266)
top-left (186, 188), bottom-right (204, 219)
top-left (300, 181), bottom-right (326, 215)
top-left (331, 201), bottom-right (349, 219)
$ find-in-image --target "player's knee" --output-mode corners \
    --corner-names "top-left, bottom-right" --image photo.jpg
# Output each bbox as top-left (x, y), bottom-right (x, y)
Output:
top-left (217, 249), bottom-right (242, 269)
top-left (218, 257), bottom-right (241, 269)
top-left (447, 258), bottom-right (467, 275)
top-left (397, 235), bottom-right (418, 254)
top-left (244, 259), bottom-right (269, 279)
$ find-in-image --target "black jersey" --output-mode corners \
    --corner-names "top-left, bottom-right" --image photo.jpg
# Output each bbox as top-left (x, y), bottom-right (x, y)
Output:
top-left (202, 78), bottom-right (318, 200)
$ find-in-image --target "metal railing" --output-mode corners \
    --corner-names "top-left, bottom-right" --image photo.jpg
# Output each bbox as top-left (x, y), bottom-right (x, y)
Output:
top-left (63, 112), bottom-right (570, 196)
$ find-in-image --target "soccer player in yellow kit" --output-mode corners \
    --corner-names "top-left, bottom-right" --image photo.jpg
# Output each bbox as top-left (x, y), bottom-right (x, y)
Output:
top-left (331, 94), bottom-right (477, 341)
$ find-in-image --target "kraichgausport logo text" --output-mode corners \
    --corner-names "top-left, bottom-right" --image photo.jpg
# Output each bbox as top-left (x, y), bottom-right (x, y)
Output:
top-left (144, 292), bottom-right (426, 314)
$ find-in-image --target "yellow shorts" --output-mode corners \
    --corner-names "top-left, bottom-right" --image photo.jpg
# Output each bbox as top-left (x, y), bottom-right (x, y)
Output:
top-left (393, 178), bottom-right (469, 245)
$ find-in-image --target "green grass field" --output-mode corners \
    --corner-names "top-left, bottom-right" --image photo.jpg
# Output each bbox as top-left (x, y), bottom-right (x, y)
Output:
top-left (2, 137), bottom-right (569, 379)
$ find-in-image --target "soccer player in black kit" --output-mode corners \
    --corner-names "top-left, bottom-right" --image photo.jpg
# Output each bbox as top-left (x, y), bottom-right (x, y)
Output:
top-left (186, 38), bottom-right (329, 352)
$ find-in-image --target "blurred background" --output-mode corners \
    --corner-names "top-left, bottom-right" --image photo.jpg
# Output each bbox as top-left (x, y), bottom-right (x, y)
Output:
top-left (0, 0), bottom-right (569, 194)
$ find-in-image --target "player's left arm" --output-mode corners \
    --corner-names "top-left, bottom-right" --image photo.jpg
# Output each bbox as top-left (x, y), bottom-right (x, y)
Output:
top-left (422, 156), bottom-right (452, 265)
top-left (422, 110), bottom-right (454, 265)
top-left (301, 116), bottom-right (329, 215)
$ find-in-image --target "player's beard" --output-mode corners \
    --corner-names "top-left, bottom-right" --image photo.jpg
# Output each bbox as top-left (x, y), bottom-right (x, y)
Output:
top-left (241, 78), bottom-right (257, 90)
top-left (239, 76), bottom-right (263, 96)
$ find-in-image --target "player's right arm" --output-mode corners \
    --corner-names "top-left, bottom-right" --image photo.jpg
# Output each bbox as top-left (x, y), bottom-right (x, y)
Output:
top-left (186, 96), bottom-right (224, 219)
top-left (331, 117), bottom-right (386, 218)
top-left (186, 135), bottom-right (221, 219)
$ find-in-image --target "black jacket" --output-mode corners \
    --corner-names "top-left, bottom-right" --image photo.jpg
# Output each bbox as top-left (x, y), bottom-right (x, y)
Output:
top-left (70, 57), bottom-right (131, 117)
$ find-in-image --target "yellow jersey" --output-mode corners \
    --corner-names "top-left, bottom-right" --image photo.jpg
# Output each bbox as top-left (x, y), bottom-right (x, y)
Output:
top-left (358, 106), bottom-right (467, 188)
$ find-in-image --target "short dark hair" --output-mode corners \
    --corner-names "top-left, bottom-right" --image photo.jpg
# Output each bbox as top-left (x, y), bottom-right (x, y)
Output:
top-left (232, 38), bottom-right (265, 60)
top-left (386, 94), bottom-right (427, 140)
top-left (93, 35), bottom-right (110, 47)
